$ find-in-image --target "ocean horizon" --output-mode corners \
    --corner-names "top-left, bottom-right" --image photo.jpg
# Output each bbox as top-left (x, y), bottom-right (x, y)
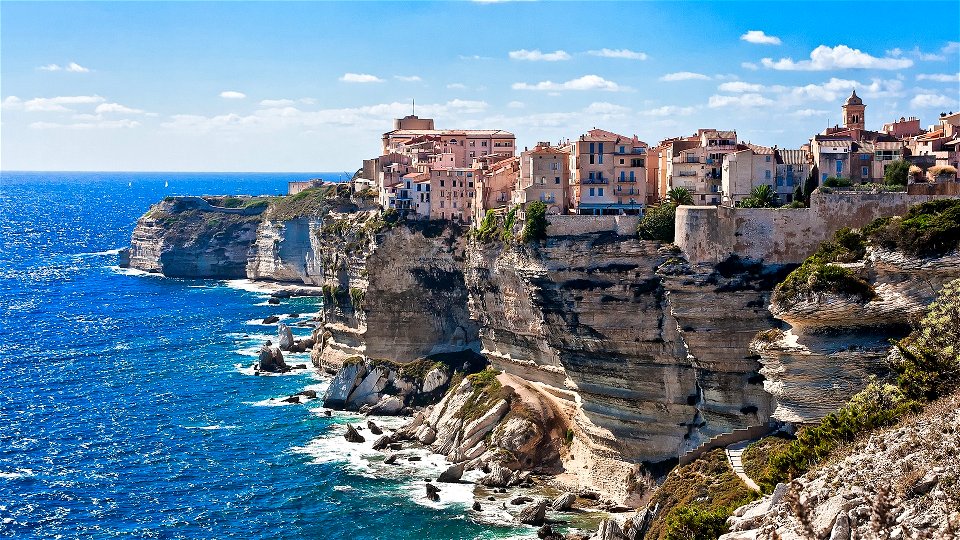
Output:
top-left (0, 171), bottom-right (528, 539)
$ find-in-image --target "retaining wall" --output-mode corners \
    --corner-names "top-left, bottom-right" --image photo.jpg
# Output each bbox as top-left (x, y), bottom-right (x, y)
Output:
top-left (546, 214), bottom-right (640, 237)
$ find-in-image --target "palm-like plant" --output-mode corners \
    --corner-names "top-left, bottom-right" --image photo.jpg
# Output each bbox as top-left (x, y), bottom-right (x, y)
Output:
top-left (667, 187), bottom-right (694, 206)
top-left (740, 184), bottom-right (779, 208)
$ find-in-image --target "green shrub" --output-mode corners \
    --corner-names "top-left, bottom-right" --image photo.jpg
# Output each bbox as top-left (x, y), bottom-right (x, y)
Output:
top-left (521, 201), bottom-right (548, 242)
top-left (638, 202), bottom-right (678, 242)
top-left (773, 227), bottom-right (872, 305)
top-left (823, 176), bottom-right (852, 188)
top-left (502, 207), bottom-right (518, 241)
top-left (664, 505), bottom-right (731, 540)
top-left (883, 159), bottom-right (910, 187)
top-left (865, 199), bottom-right (960, 257)
top-left (221, 197), bottom-right (244, 208)
top-left (456, 368), bottom-right (506, 423)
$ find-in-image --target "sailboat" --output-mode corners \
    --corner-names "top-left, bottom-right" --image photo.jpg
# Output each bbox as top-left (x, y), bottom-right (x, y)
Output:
top-left (164, 181), bottom-right (169, 188)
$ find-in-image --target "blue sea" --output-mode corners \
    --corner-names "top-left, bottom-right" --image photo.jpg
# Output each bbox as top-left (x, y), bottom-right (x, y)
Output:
top-left (0, 172), bottom-right (525, 540)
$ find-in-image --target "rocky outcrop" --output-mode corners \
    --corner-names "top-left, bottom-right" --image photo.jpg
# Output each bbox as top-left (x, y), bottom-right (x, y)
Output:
top-left (257, 344), bottom-right (289, 373)
top-left (126, 197), bottom-right (262, 278)
top-left (722, 389), bottom-right (960, 540)
top-left (755, 249), bottom-right (960, 423)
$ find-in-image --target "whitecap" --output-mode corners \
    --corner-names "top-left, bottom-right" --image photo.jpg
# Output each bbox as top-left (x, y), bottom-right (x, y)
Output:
top-left (76, 248), bottom-right (124, 257)
top-left (333, 485), bottom-right (354, 492)
top-left (110, 266), bottom-right (158, 278)
top-left (182, 425), bottom-right (238, 431)
top-left (223, 279), bottom-right (275, 295)
top-left (0, 468), bottom-right (34, 480)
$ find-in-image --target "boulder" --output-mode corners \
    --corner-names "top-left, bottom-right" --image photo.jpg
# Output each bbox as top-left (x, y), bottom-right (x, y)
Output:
top-left (323, 361), bottom-right (367, 409)
top-left (258, 345), bottom-right (289, 373)
top-left (298, 390), bottom-right (318, 399)
top-left (511, 496), bottom-right (534, 505)
top-left (372, 435), bottom-right (393, 450)
top-left (267, 297), bottom-right (280, 305)
top-left (517, 499), bottom-right (547, 526)
top-left (278, 323), bottom-right (295, 351)
top-left (478, 463), bottom-right (513, 487)
top-left (367, 421), bottom-right (383, 435)
top-left (262, 315), bottom-right (280, 324)
top-left (383, 454), bottom-right (399, 465)
top-left (343, 424), bottom-right (365, 443)
top-left (369, 395), bottom-right (403, 415)
top-left (425, 483), bottom-right (440, 502)
top-left (436, 463), bottom-right (464, 483)
top-left (472, 500), bottom-right (482, 511)
top-left (551, 492), bottom-right (576, 511)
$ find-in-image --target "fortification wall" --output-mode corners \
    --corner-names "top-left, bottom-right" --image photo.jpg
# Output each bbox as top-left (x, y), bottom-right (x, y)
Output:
top-left (676, 191), bottom-right (957, 264)
top-left (546, 214), bottom-right (639, 237)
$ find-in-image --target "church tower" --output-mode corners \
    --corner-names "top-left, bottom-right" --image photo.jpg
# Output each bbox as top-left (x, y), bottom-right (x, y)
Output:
top-left (842, 90), bottom-right (865, 130)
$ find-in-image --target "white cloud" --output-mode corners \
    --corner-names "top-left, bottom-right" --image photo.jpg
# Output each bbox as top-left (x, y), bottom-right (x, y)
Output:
top-left (659, 72), bottom-right (711, 82)
top-left (639, 105), bottom-right (697, 116)
top-left (394, 75), bottom-right (422, 82)
top-left (718, 81), bottom-right (764, 93)
top-left (708, 93), bottom-right (774, 108)
top-left (339, 73), bottom-right (383, 83)
top-left (66, 62), bottom-right (90, 73)
top-left (95, 103), bottom-right (144, 114)
top-left (11, 95), bottom-right (106, 112)
top-left (260, 99), bottom-right (296, 107)
top-left (508, 49), bottom-right (571, 62)
top-left (38, 64), bottom-right (62, 72)
top-left (943, 42), bottom-right (960, 55)
top-left (910, 93), bottom-right (958, 109)
top-left (29, 119), bottom-right (140, 130)
top-left (740, 30), bottom-right (781, 45)
top-left (219, 91), bottom-right (247, 99)
top-left (587, 48), bottom-right (647, 60)
top-left (447, 83), bottom-right (467, 90)
top-left (790, 108), bottom-right (829, 117)
top-left (445, 99), bottom-right (488, 113)
top-left (583, 102), bottom-right (630, 115)
top-left (916, 73), bottom-right (960, 82)
top-left (741, 62), bottom-right (759, 71)
top-left (507, 101), bottom-right (525, 109)
top-left (512, 75), bottom-right (626, 92)
top-left (761, 44), bottom-right (913, 71)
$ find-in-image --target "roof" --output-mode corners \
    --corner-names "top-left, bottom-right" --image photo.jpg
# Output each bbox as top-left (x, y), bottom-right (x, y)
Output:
top-left (916, 129), bottom-right (945, 141)
top-left (671, 140), bottom-right (699, 157)
top-left (385, 129), bottom-right (515, 137)
top-left (743, 143), bottom-right (774, 154)
top-left (844, 90), bottom-right (863, 106)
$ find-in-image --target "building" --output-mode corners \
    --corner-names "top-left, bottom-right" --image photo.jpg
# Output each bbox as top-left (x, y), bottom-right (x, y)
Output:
top-left (570, 129), bottom-right (648, 215)
top-left (512, 142), bottom-right (571, 214)
top-left (287, 179), bottom-right (324, 195)
top-left (907, 112), bottom-right (960, 178)
top-left (721, 145), bottom-right (809, 205)
top-left (661, 129), bottom-right (738, 205)
top-left (809, 91), bottom-right (904, 184)
top-left (473, 155), bottom-right (519, 223)
top-left (774, 149), bottom-right (810, 201)
top-left (429, 167), bottom-right (476, 222)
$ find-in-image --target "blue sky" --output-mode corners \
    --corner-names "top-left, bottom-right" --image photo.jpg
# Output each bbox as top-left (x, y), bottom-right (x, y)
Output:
top-left (2, 1), bottom-right (959, 172)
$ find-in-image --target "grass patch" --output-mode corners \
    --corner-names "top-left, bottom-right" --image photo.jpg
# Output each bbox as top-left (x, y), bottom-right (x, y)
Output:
top-left (741, 432), bottom-right (794, 483)
top-left (644, 449), bottom-right (759, 540)
top-left (456, 368), bottom-right (509, 423)
top-left (266, 184), bottom-right (356, 221)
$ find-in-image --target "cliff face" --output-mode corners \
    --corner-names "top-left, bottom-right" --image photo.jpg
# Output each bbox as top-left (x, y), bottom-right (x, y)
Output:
top-left (754, 249), bottom-right (960, 423)
top-left (126, 198), bottom-right (262, 278)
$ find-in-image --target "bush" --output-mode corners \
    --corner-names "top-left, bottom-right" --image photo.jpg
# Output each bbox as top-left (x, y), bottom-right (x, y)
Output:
top-left (883, 159), bottom-right (910, 186)
top-left (521, 201), bottom-right (548, 242)
top-left (823, 176), bottom-right (852, 188)
top-left (664, 505), bottom-right (731, 540)
top-left (638, 202), bottom-right (678, 242)
top-left (772, 227), bottom-right (873, 306)
top-left (865, 199), bottom-right (960, 257)
top-left (474, 210), bottom-right (500, 243)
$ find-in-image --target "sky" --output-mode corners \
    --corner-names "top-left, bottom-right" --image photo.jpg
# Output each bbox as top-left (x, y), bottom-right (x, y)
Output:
top-left (2, 1), bottom-right (959, 172)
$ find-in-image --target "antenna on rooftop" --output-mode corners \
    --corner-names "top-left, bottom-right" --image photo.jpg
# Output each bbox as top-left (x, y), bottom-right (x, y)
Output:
top-left (412, 98), bottom-right (415, 116)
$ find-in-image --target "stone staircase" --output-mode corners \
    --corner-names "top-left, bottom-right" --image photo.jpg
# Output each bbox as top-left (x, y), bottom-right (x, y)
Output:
top-left (678, 424), bottom-right (775, 466)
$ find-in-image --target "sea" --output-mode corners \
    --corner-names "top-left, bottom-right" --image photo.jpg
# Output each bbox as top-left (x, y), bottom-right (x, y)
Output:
top-left (0, 172), bottom-right (528, 540)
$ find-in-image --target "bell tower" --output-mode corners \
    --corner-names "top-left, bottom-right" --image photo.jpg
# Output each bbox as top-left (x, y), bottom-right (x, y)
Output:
top-left (842, 90), bottom-right (865, 130)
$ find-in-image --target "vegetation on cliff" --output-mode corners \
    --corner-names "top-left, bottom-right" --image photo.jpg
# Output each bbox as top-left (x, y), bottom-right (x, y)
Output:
top-left (864, 198), bottom-right (960, 257)
top-left (266, 184), bottom-right (358, 221)
top-left (643, 449), bottom-right (758, 540)
top-left (756, 277), bottom-right (960, 492)
top-left (521, 201), bottom-right (548, 242)
top-left (773, 227), bottom-right (874, 306)
top-left (456, 368), bottom-right (510, 423)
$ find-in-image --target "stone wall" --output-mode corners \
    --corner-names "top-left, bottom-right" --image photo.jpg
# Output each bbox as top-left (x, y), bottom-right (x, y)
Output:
top-left (676, 191), bottom-right (959, 264)
top-left (546, 214), bottom-right (639, 237)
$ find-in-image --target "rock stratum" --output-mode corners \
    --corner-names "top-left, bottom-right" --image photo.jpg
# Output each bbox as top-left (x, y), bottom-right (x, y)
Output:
top-left (124, 191), bottom-right (957, 510)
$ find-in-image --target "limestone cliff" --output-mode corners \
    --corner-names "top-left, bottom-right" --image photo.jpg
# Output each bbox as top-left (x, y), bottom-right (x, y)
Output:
top-left (125, 197), bottom-right (263, 278)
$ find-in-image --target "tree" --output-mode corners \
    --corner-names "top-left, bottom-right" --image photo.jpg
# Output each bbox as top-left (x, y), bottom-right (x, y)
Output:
top-left (884, 159), bottom-right (911, 186)
top-left (521, 201), bottom-right (548, 242)
top-left (638, 202), bottom-right (678, 242)
top-left (667, 187), bottom-right (694, 206)
top-left (792, 183), bottom-right (803, 204)
top-left (739, 184), bottom-right (779, 208)
top-left (802, 165), bottom-right (819, 205)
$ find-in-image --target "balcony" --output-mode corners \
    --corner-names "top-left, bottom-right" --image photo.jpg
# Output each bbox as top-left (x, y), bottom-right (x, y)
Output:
top-left (582, 178), bottom-right (609, 184)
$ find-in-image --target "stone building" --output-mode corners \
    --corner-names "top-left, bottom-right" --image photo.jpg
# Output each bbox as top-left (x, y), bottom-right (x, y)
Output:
top-left (513, 142), bottom-right (571, 215)
top-left (570, 129), bottom-right (648, 215)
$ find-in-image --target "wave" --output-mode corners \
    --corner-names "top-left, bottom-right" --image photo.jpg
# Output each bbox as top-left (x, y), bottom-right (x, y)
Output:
top-left (75, 248), bottom-right (125, 257)
top-left (109, 266), bottom-right (159, 278)
top-left (0, 469), bottom-right (34, 480)
top-left (223, 279), bottom-right (275, 295)
top-left (182, 424), bottom-right (238, 431)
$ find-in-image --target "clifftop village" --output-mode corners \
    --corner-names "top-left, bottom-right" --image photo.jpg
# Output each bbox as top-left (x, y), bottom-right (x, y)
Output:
top-left (291, 91), bottom-right (960, 223)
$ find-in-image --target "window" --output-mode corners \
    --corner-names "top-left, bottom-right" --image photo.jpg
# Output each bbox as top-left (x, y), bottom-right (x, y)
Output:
top-left (589, 155), bottom-right (595, 165)
top-left (589, 187), bottom-right (595, 196)
top-left (620, 159), bottom-right (625, 165)
top-left (620, 171), bottom-right (626, 181)
top-left (481, 141), bottom-right (487, 147)
top-left (765, 170), bottom-right (771, 179)
top-left (440, 180), bottom-right (445, 187)
top-left (589, 142), bottom-right (595, 153)
top-left (862, 166), bottom-right (869, 177)
top-left (860, 154), bottom-right (870, 161)
top-left (468, 181), bottom-right (474, 188)
top-left (598, 188), bottom-right (604, 196)
top-left (469, 141), bottom-right (475, 147)
top-left (836, 160), bottom-right (843, 174)
top-left (619, 146), bottom-right (625, 153)
top-left (598, 143), bottom-right (604, 154)
top-left (453, 202), bottom-right (457, 208)
top-left (555, 177), bottom-right (561, 184)
top-left (416, 184), bottom-right (421, 192)
top-left (765, 155), bottom-right (771, 162)
top-left (440, 201), bottom-right (445, 208)
top-left (822, 173), bottom-right (828, 181)
top-left (629, 171), bottom-right (635, 182)
top-left (589, 172), bottom-right (595, 180)
top-left (469, 152), bottom-right (475, 158)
